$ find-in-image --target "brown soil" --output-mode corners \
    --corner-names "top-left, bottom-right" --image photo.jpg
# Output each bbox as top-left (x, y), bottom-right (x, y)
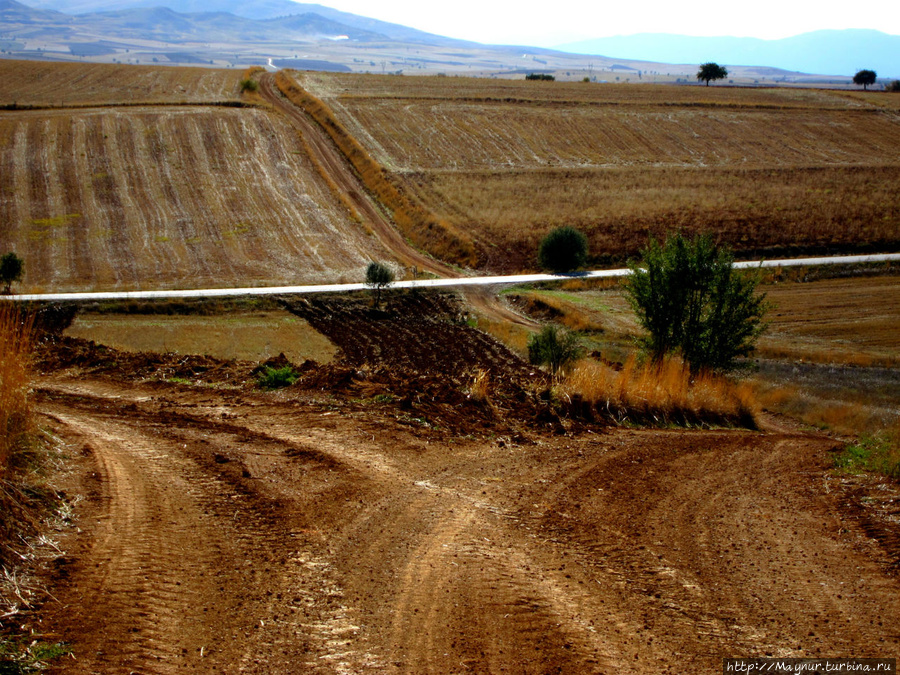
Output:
top-left (14, 294), bottom-right (900, 674)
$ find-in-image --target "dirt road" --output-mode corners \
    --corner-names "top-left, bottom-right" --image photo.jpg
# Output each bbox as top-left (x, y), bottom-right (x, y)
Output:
top-left (33, 372), bottom-right (900, 674)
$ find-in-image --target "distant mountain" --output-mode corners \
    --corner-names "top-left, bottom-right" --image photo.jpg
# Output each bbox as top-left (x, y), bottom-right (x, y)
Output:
top-left (19, 0), bottom-right (467, 45)
top-left (558, 30), bottom-right (900, 78)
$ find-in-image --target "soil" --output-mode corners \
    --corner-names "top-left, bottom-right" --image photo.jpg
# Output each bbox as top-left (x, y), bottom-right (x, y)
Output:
top-left (13, 295), bottom-right (900, 674)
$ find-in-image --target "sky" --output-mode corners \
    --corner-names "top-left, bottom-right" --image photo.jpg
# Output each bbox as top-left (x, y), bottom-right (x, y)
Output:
top-left (317, 0), bottom-right (900, 46)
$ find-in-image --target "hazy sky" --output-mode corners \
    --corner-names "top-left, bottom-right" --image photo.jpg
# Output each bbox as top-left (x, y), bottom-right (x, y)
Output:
top-left (318, 0), bottom-right (899, 46)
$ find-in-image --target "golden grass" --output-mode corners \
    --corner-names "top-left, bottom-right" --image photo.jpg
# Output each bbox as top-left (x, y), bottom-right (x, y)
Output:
top-left (563, 356), bottom-right (758, 427)
top-left (275, 71), bottom-right (478, 268)
top-left (0, 304), bottom-right (33, 483)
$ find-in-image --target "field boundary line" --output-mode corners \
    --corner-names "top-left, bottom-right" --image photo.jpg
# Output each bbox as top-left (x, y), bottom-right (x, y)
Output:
top-left (4, 254), bottom-right (899, 303)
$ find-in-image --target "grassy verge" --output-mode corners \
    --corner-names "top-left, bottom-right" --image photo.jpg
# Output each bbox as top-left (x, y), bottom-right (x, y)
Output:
top-left (833, 427), bottom-right (900, 479)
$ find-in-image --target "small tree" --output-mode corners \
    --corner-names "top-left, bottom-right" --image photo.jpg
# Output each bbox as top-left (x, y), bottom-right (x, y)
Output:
top-left (886, 80), bottom-right (900, 92)
top-left (365, 261), bottom-right (394, 308)
top-left (538, 226), bottom-right (588, 273)
top-left (0, 253), bottom-right (24, 294)
top-left (697, 62), bottom-right (728, 86)
top-left (528, 325), bottom-right (582, 377)
top-left (624, 233), bottom-right (767, 374)
top-left (853, 69), bottom-right (877, 90)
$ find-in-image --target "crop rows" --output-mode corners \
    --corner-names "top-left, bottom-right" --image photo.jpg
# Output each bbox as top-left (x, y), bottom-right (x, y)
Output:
top-left (0, 60), bottom-right (243, 107)
top-left (300, 72), bottom-right (900, 271)
top-left (0, 107), bottom-right (388, 292)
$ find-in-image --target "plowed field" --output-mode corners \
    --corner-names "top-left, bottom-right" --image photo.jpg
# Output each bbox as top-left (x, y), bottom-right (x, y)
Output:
top-left (0, 106), bottom-right (390, 292)
top-left (296, 72), bottom-right (900, 270)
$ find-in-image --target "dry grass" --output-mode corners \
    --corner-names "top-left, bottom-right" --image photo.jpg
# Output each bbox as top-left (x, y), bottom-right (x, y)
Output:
top-left (0, 304), bottom-right (33, 484)
top-left (0, 303), bottom-right (39, 571)
top-left (563, 356), bottom-right (758, 427)
top-left (0, 59), bottom-right (243, 107)
top-left (275, 71), bottom-right (477, 267)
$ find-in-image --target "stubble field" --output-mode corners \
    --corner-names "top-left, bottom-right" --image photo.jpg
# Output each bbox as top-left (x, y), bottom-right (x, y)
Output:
top-left (296, 72), bottom-right (900, 270)
top-left (0, 104), bottom-right (390, 292)
top-left (0, 59), bottom-right (243, 106)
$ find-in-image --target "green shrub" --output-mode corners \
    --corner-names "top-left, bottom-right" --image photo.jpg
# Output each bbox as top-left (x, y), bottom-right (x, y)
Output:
top-left (538, 226), bottom-right (588, 273)
top-left (239, 78), bottom-right (259, 93)
top-left (256, 366), bottom-right (298, 390)
top-left (528, 325), bottom-right (582, 377)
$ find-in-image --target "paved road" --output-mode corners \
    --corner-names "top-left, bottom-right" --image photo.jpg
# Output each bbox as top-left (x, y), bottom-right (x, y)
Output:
top-left (4, 253), bottom-right (899, 303)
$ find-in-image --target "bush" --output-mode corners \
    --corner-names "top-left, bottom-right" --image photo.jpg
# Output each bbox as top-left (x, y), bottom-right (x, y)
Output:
top-left (886, 80), bottom-right (900, 92)
top-left (527, 324), bottom-right (582, 376)
top-left (624, 233), bottom-right (768, 373)
top-left (526, 73), bottom-right (555, 81)
top-left (256, 366), bottom-right (299, 390)
top-left (538, 226), bottom-right (588, 273)
top-left (365, 261), bottom-right (395, 307)
top-left (0, 252), bottom-right (24, 294)
top-left (239, 78), bottom-right (258, 93)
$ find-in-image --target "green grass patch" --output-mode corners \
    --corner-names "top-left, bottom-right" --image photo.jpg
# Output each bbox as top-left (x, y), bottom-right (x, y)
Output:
top-left (256, 366), bottom-right (299, 390)
top-left (833, 428), bottom-right (900, 479)
top-left (0, 638), bottom-right (70, 674)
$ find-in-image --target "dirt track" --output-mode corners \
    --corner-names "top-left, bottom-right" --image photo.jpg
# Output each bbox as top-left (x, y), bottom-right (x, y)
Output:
top-left (32, 370), bottom-right (900, 674)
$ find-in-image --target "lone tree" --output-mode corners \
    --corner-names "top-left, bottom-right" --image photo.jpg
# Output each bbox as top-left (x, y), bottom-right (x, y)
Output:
top-left (623, 233), bottom-right (767, 374)
top-left (697, 62), bottom-right (728, 86)
top-left (528, 325), bottom-right (582, 377)
top-left (0, 252), bottom-right (23, 294)
top-left (365, 261), bottom-right (394, 308)
top-left (853, 69), bottom-right (877, 90)
top-left (538, 226), bottom-right (588, 273)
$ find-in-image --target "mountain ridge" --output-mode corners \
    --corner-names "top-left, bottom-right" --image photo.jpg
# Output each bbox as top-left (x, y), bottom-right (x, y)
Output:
top-left (558, 29), bottom-right (900, 78)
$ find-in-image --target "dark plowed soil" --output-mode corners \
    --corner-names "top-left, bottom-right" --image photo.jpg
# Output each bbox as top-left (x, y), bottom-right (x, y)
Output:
top-left (280, 293), bottom-right (534, 381)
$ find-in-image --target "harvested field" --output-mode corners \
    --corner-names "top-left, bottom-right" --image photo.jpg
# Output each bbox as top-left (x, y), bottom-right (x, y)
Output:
top-left (300, 72), bottom-right (870, 108)
top-left (65, 311), bottom-right (338, 364)
top-left (759, 274), bottom-right (900, 366)
top-left (409, 165), bottom-right (900, 268)
top-left (296, 72), bottom-right (900, 271)
top-left (0, 106), bottom-right (391, 292)
top-left (0, 59), bottom-right (242, 107)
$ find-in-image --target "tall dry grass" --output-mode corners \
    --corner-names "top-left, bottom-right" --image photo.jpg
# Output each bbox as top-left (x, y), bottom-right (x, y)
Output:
top-left (0, 304), bottom-right (33, 483)
top-left (563, 356), bottom-right (758, 428)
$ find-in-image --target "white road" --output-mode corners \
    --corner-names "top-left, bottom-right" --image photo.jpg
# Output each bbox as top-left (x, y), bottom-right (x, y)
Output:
top-left (3, 253), bottom-right (899, 303)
